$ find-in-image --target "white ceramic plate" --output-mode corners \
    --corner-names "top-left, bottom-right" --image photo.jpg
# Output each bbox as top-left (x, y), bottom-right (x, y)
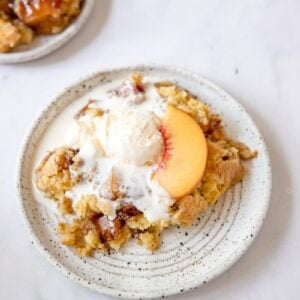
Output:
top-left (17, 65), bottom-right (271, 299)
top-left (0, 0), bottom-right (94, 64)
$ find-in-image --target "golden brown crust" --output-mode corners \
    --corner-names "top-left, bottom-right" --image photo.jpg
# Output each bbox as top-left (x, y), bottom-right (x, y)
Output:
top-left (228, 141), bottom-right (258, 160)
top-left (13, 18), bottom-right (34, 43)
top-left (172, 194), bottom-right (207, 227)
top-left (58, 219), bottom-right (105, 257)
top-left (198, 139), bottom-right (246, 204)
top-left (108, 225), bottom-right (131, 251)
top-left (0, 16), bottom-right (20, 52)
top-left (138, 230), bottom-right (160, 251)
top-left (58, 196), bottom-right (74, 214)
top-left (126, 214), bottom-right (151, 230)
top-left (35, 147), bottom-right (79, 200)
top-left (0, 11), bottom-right (34, 53)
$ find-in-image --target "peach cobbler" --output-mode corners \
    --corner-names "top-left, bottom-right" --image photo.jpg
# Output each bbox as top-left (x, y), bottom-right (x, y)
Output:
top-left (33, 74), bottom-right (257, 256)
top-left (0, 0), bottom-right (82, 53)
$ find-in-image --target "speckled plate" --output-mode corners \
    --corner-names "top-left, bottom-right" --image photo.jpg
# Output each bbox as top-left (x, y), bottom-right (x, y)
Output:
top-left (0, 0), bottom-right (94, 64)
top-left (17, 65), bottom-right (271, 299)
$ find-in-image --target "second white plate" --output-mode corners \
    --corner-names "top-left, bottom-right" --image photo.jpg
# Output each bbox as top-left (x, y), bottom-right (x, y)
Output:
top-left (0, 0), bottom-right (95, 64)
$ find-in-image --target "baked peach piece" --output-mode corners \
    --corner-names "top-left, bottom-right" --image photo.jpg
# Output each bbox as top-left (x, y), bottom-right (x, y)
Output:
top-left (0, 0), bottom-right (13, 14)
top-left (154, 106), bottom-right (207, 199)
top-left (14, 0), bottom-right (82, 34)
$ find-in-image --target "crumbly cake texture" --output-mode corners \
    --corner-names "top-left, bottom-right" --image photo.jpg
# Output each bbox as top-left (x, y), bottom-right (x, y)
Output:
top-left (0, 11), bottom-right (34, 53)
top-left (34, 75), bottom-right (257, 256)
top-left (0, 0), bottom-right (82, 53)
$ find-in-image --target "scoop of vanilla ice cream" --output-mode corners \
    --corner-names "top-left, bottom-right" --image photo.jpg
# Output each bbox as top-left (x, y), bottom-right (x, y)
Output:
top-left (95, 110), bottom-right (163, 165)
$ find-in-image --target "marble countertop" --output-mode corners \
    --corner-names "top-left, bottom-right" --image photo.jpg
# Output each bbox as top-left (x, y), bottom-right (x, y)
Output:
top-left (0, 0), bottom-right (299, 299)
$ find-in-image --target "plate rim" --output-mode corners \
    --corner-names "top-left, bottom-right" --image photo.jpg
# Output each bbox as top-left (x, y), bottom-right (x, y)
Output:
top-left (0, 0), bottom-right (95, 64)
top-left (16, 64), bottom-right (272, 299)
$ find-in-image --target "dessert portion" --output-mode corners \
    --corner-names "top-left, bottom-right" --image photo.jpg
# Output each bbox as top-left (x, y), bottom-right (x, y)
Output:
top-left (33, 74), bottom-right (257, 256)
top-left (0, 0), bottom-right (82, 53)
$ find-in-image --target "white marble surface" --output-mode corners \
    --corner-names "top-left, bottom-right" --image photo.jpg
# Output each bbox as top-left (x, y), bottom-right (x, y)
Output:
top-left (0, 0), bottom-right (299, 299)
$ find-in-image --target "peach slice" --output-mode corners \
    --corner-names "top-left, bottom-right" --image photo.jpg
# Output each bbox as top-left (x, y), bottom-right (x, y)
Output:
top-left (154, 106), bottom-right (207, 199)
